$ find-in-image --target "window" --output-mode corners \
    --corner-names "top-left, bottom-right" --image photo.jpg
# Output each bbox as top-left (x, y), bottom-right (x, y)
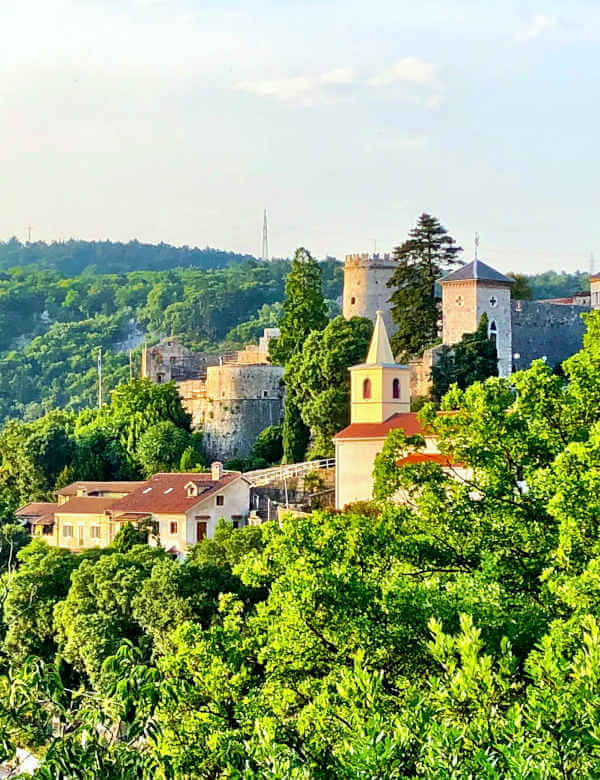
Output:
top-left (42, 524), bottom-right (53, 536)
top-left (392, 378), bottom-right (400, 399)
top-left (351, 296), bottom-right (356, 304)
top-left (169, 521), bottom-right (178, 535)
top-left (216, 495), bottom-right (224, 506)
top-left (90, 526), bottom-right (101, 539)
top-left (196, 521), bottom-right (207, 541)
top-left (156, 374), bottom-right (164, 384)
top-left (164, 487), bottom-right (173, 494)
top-left (143, 487), bottom-right (152, 494)
top-left (489, 320), bottom-right (497, 347)
top-left (489, 296), bottom-right (498, 307)
top-left (456, 295), bottom-right (464, 307)
top-left (231, 515), bottom-right (243, 529)
top-left (362, 378), bottom-right (371, 399)
top-left (63, 525), bottom-right (73, 539)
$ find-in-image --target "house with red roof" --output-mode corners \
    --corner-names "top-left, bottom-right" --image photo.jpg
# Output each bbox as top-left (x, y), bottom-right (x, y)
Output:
top-left (16, 463), bottom-right (250, 556)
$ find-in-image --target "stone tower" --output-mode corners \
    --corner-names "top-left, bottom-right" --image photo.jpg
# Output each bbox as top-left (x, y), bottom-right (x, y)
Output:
top-left (343, 253), bottom-right (396, 335)
top-left (349, 310), bottom-right (411, 424)
top-left (440, 259), bottom-right (514, 378)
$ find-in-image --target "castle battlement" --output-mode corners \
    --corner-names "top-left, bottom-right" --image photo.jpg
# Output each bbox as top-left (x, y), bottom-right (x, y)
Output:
top-left (345, 252), bottom-right (393, 266)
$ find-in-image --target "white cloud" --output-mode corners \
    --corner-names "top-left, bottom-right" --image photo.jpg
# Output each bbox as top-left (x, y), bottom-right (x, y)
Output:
top-left (368, 57), bottom-right (439, 87)
top-left (320, 67), bottom-right (356, 85)
top-left (235, 58), bottom-right (440, 106)
top-left (515, 14), bottom-right (558, 42)
top-left (235, 76), bottom-right (315, 102)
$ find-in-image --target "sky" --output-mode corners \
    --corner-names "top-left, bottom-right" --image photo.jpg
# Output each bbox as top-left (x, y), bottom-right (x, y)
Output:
top-left (1, 0), bottom-right (599, 274)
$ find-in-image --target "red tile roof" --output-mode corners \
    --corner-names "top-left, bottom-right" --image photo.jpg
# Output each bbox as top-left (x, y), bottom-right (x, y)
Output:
top-left (15, 501), bottom-right (57, 517)
top-left (108, 472), bottom-right (242, 515)
top-left (333, 413), bottom-right (429, 440)
top-left (55, 497), bottom-right (119, 515)
top-left (57, 481), bottom-right (145, 496)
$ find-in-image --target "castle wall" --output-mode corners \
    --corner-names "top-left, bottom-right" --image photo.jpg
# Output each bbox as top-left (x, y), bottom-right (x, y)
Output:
top-left (194, 364), bottom-right (284, 462)
top-left (343, 254), bottom-right (396, 335)
top-left (511, 301), bottom-right (588, 372)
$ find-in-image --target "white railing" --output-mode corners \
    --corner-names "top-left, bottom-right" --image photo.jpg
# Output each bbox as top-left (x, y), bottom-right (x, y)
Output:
top-left (244, 458), bottom-right (335, 487)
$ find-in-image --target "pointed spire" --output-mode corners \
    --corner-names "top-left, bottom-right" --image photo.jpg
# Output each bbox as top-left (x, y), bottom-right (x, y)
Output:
top-left (366, 310), bottom-right (395, 364)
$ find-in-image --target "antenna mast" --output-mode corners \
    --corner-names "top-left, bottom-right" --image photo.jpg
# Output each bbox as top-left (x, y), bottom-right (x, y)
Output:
top-left (261, 209), bottom-right (269, 261)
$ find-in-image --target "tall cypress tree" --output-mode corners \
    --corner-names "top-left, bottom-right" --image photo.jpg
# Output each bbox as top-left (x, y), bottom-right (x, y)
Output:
top-left (269, 247), bottom-right (328, 366)
top-left (269, 247), bottom-right (328, 463)
top-left (387, 213), bottom-right (462, 359)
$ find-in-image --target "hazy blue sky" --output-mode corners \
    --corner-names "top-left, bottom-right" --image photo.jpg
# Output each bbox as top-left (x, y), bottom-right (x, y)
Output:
top-left (1, 0), bottom-right (599, 273)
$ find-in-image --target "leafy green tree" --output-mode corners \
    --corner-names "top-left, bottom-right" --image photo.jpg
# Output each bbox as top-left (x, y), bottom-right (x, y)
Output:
top-left (284, 315), bottom-right (373, 457)
top-left (508, 272), bottom-right (533, 300)
top-left (110, 523), bottom-right (148, 552)
top-left (431, 313), bottom-right (498, 402)
top-left (136, 420), bottom-right (192, 476)
top-left (0, 524), bottom-right (30, 573)
top-left (268, 247), bottom-right (328, 366)
top-left (387, 213), bottom-right (462, 358)
top-left (252, 424), bottom-right (283, 464)
top-left (2, 541), bottom-right (82, 664)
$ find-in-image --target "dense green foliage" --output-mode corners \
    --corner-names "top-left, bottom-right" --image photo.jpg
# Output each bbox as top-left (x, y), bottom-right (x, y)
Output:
top-left (507, 272), bottom-right (533, 299)
top-left (0, 380), bottom-right (194, 520)
top-left (3, 314), bottom-right (600, 774)
top-left (270, 248), bottom-right (329, 463)
top-left (0, 238), bottom-right (255, 274)
top-left (431, 313), bottom-right (498, 402)
top-left (524, 268), bottom-right (590, 299)
top-left (388, 213), bottom-right (463, 359)
top-left (0, 252), bottom-right (342, 426)
top-left (284, 316), bottom-right (373, 457)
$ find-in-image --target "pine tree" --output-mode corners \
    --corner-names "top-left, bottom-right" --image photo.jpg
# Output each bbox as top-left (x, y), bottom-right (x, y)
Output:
top-left (269, 247), bottom-right (328, 366)
top-left (387, 213), bottom-right (462, 359)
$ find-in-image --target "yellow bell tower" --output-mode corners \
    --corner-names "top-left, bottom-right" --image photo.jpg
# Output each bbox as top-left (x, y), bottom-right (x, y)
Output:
top-left (349, 310), bottom-right (411, 424)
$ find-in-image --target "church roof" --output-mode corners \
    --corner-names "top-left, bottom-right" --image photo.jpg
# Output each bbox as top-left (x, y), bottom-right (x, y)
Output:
top-left (440, 259), bottom-right (514, 285)
top-left (365, 310), bottom-right (395, 364)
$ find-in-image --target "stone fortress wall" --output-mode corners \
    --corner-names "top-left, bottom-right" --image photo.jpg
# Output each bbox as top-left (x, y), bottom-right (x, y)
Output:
top-left (142, 331), bottom-right (283, 462)
top-left (342, 254), bottom-right (397, 336)
top-left (511, 301), bottom-right (589, 373)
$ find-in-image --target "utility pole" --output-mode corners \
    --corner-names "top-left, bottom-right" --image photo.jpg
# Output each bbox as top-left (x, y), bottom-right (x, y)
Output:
top-left (261, 209), bottom-right (269, 261)
top-left (25, 226), bottom-right (32, 243)
top-left (98, 347), bottom-right (102, 408)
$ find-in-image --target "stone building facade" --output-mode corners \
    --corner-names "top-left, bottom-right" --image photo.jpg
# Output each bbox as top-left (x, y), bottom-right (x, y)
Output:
top-left (342, 253), bottom-right (397, 336)
top-left (440, 260), bottom-right (514, 378)
top-left (142, 330), bottom-right (284, 462)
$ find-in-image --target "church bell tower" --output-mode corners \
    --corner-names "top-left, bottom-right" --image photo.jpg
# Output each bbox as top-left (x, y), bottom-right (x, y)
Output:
top-left (349, 310), bottom-right (411, 424)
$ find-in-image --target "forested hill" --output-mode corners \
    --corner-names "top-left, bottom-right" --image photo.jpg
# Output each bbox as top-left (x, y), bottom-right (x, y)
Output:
top-left (0, 238), bottom-right (257, 275)
top-left (0, 256), bottom-right (343, 425)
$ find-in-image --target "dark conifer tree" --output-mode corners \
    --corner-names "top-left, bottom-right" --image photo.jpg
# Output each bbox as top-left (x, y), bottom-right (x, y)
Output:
top-left (387, 213), bottom-right (462, 359)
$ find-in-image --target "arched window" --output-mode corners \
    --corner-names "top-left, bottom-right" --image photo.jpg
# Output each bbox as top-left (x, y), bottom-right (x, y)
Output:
top-left (392, 378), bottom-right (400, 399)
top-left (489, 320), bottom-right (497, 347)
top-left (362, 378), bottom-right (371, 399)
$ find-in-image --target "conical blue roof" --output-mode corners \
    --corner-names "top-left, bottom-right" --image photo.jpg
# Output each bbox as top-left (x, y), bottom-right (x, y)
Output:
top-left (440, 259), bottom-right (514, 285)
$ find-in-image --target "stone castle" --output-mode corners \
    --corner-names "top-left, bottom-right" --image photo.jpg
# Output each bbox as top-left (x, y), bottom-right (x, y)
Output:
top-left (142, 331), bottom-right (284, 462)
top-left (342, 252), bottom-right (594, 394)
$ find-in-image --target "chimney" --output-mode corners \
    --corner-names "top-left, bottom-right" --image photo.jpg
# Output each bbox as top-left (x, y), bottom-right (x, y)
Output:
top-left (211, 461), bottom-right (223, 481)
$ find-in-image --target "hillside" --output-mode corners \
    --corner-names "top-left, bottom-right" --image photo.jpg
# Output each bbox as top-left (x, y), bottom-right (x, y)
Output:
top-left (0, 252), bottom-right (343, 425)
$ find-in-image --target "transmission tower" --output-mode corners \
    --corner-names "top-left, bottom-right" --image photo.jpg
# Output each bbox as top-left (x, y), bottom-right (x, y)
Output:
top-left (261, 209), bottom-right (269, 261)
